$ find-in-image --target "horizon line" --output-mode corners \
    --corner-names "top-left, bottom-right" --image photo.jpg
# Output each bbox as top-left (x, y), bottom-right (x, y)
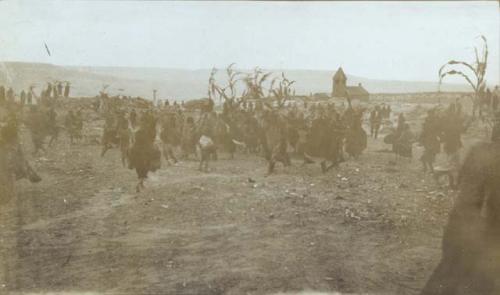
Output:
top-left (0, 59), bottom-right (481, 87)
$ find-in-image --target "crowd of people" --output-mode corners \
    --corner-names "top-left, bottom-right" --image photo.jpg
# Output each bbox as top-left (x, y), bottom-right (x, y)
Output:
top-left (475, 85), bottom-right (500, 117)
top-left (3, 82), bottom-right (500, 193)
top-left (93, 94), bottom-right (372, 190)
top-left (0, 82), bottom-right (71, 107)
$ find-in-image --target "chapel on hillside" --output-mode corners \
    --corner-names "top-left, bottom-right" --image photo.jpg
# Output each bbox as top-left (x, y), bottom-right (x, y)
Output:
top-left (331, 67), bottom-right (370, 101)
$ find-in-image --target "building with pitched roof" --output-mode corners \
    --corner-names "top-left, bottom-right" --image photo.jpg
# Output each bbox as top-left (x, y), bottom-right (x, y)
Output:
top-left (331, 67), bottom-right (370, 101)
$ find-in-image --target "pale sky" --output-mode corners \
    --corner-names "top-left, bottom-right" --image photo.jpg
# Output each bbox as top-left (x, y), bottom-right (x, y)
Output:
top-left (0, 1), bottom-right (498, 83)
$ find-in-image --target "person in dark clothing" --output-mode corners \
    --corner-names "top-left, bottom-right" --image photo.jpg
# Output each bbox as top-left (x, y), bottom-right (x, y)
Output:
top-left (1, 109), bottom-right (41, 205)
top-left (394, 123), bottom-right (414, 159)
top-left (64, 82), bottom-right (70, 98)
top-left (419, 110), bottom-right (441, 172)
top-left (115, 112), bottom-right (131, 167)
top-left (440, 103), bottom-right (464, 188)
top-left (46, 107), bottom-right (59, 146)
top-left (442, 104), bottom-right (463, 156)
top-left (160, 114), bottom-right (179, 165)
top-left (492, 86), bottom-right (499, 111)
top-left (344, 108), bottom-right (367, 158)
top-left (391, 113), bottom-right (406, 152)
top-left (181, 116), bottom-right (198, 159)
top-left (6, 88), bottom-right (14, 103)
top-left (369, 106), bottom-right (383, 139)
top-left (127, 116), bottom-right (161, 192)
top-left (47, 83), bottom-right (53, 99)
top-left (27, 90), bottom-right (33, 105)
top-left (139, 110), bottom-right (157, 142)
top-left (483, 88), bottom-right (492, 110)
top-left (20, 90), bottom-right (26, 105)
top-left (27, 106), bottom-right (47, 155)
top-left (0, 86), bottom-right (5, 105)
top-left (101, 113), bottom-right (118, 156)
top-left (491, 112), bottom-right (500, 142)
top-left (261, 110), bottom-right (291, 174)
top-left (65, 110), bottom-right (77, 144)
top-left (57, 82), bottom-right (63, 98)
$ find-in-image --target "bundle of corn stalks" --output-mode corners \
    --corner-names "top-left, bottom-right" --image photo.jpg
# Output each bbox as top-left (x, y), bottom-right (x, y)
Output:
top-left (265, 72), bottom-right (295, 110)
top-left (206, 64), bottom-right (296, 111)
top-left (208, 63), bottom-right (243, 102)
top-left (241, 67), bottom-right (273, 101)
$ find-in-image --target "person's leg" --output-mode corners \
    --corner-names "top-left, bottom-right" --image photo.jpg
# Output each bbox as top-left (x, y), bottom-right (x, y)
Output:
top-left (198, 148), bottom-right (206, 171)
top-left (101, 144), bottom-right (109, 157)
top-left (267, 155), bottom-right (276, 174)
top-left (420, 152), bottom-right (427, 172)
top-left (162, 143), bottom-right (169, 162)
top-left (429, 152), bottom-right (436, 173)
top-left (168, 146), bottom-right (178, 163)
top-left (204, 152), bottom-right (210, 172)
top-left (121, 145), bottom-right (128, 167)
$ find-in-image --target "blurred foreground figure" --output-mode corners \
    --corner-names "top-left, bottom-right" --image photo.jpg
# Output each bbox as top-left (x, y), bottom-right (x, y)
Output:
top-left (0, 109), bottom-right (41, 205)
top-left (421, 138), bottom-right (500, 294)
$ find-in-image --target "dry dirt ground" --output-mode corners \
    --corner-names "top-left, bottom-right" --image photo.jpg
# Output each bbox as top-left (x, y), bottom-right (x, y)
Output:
top-left (0, 108), bottom-right (488, 295)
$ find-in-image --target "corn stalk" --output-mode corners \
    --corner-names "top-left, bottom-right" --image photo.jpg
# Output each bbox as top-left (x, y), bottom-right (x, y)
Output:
top-left (438, 35), bottom-right (488, 108)
top-left (208, 63), bottom-right (244, 103)
top-left (207, 65), bottom-right (295, 111)
top-left (264, 72), bottom-right (295, 110)
top-left (241, 67), bottom-right (274, 101)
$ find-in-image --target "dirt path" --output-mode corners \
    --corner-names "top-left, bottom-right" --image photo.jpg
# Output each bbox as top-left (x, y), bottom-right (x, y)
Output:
top-left (1, 129), bottom-right (460, 294)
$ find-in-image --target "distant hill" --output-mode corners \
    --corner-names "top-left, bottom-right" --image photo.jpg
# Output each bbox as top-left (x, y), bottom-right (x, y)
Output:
top-left (0, 62), bottom-right (471, 100)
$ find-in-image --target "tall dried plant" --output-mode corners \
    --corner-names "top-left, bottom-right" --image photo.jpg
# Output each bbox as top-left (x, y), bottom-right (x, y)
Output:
top-left (265, 72), bottom-right (295, 110)
top-left (241, 67), bottom-right (273, 101)
top-left (208, 63), bottom-right (244, 103)
top-left (438, 35), bottom-right (488, 106)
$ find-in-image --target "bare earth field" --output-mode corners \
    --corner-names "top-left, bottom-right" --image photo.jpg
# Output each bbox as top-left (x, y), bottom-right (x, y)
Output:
top-left (1, 106), bottom-right (486, 295)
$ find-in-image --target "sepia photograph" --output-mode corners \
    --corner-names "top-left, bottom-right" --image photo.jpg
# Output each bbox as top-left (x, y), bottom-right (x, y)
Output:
top-left (0, 1), bottom-right (499, 294)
